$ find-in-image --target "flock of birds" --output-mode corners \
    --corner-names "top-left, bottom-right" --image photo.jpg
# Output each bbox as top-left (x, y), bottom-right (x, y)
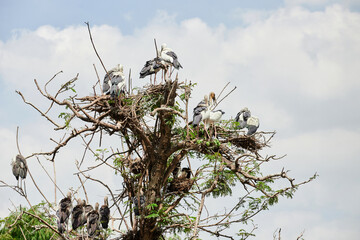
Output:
top-left (9, 42), bottom-right (260, 237)
top-left (56, 192), bottom-right (110, 236)
top-left (102, 43), bottom-right (182, 96)
top-left (102, 42), bottom-right (260, 137)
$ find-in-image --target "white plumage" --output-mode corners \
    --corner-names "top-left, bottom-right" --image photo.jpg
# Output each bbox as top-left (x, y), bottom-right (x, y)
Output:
top-left (103, 64), bottom-right (126, 97)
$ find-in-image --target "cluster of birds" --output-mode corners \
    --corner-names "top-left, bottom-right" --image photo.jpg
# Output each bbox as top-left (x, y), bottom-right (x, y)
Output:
top-left (56, 192), bottom-right (110, 237)
top-left (101, 42), bottom-right (259, 137)
top-left (192, 92), bottom-right (260, 137)
top-left (102, 43), bottom-right (182, 97)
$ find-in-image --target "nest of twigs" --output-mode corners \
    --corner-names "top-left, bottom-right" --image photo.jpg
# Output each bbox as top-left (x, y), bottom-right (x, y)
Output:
top-left (75, 82), bottom-right (172, 127)
top-left (230, 135), bottom-right (264, 152)
top-left (167, 178), bottom-right (194, 193)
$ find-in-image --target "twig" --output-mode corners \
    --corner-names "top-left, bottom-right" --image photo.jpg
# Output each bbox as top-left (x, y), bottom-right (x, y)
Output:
top-left (212, 86), bottom-right (237, 110)
top-left (85, 22), bottom-right (108, 74)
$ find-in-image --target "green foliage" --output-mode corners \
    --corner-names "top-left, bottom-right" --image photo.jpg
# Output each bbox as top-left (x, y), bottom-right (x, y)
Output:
top-left (0, 202), bottom-right (56, 240)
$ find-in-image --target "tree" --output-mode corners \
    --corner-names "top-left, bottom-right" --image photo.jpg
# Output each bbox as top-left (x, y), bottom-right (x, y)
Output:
top-left (0, 26), bottom-right (316, 240)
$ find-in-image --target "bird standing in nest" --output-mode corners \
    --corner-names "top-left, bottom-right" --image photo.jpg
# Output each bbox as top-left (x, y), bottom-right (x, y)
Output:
top-left (103, 64), bottom-right (126, 97)
top-left (235, 108), bottom-right (260, 135)
top-left (140, 57), bottom-right (166, 84)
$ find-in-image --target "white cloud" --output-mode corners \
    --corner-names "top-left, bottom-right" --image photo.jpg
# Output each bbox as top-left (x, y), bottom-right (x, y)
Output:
top-left (0, 5), bottom-right (359, 239)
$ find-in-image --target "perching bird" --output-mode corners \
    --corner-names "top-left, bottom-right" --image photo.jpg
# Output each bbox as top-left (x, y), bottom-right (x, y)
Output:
top-left (192, 92), bottom-right (218, 137)
top-left (56, 192), bottom-right (72, 234)
top-left (81, 202), bottom-right (94, 226)
top-left (87, 202), bottom-right (100, 237)
top-left (178, 167), bottom-right (191, 179)
top-left (132, 194), bottom-right (145, 216)
top-left (159, 43), bottom-right (182, 70)
top-left (71, 199), bottom-right (85, 230)
top-left (206, 110), bottom-right (225, 138)
top-left (11, 154), bottom-right (27, 188)
top-left (103, 64), bottom-right (126, 97)
top-left (140, 57), bottom-right (166, 83)
top-left (99, 196), bottom-right (110, 229)
top-left (235, 108), bottom-right (260, 135)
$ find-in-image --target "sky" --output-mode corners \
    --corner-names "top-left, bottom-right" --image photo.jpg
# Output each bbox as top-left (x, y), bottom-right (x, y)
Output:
top-left (1, 0), bottom-right (360, 239)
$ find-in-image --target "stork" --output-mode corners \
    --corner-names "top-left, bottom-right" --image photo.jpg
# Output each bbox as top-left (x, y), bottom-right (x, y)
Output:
top-left (71, 198), bottom-right (85, 231)
top-left (159, 43), bottom-right (182, 70)
top-left (56, 192), bottom-right (72, 234)
top-left (159, 43), bottom-right (182, 81)
top-left (139, 57), bottom-right (166, 84)
top-left (192, 92), bottom-right (218, 138)
top-left (103, 64), bottom-right (126, 97)
top-left (87, 202), bottom-right (100, 237)
top-left (81, 202), bottom-right (94, 226)
top-left (11, 154), bottom-right (27, 189)
top-left (206, 110), bottom-right (225, 138)
top-left (99, 196), bottom-right (110, 229)
top-left (235, 108), bottom-right (260, 135)
top-left (178, 167), bottom-right (191, 179)
top-left (132, 191), bottom-right (145, 216)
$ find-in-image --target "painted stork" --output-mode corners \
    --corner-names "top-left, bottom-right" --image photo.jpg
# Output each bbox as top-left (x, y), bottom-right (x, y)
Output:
top-left (99, 196), bottom-right (110, 229)
top-left (235, 108), bottom-right (260, 135)
top-left (56, 192), bottom-right (72, 234)
top-left (71, 198), bottom-right (85, 230)
top-left (192, 94), bottom-right (209, 128)
top-left (87, 202), bottom-right (100, 237)
top-left (103, 64), bottom-right (126, 97)
top-left (81, 202), bottom-right (94, 226)
top-left (11, 154), bottom-right (27, 188)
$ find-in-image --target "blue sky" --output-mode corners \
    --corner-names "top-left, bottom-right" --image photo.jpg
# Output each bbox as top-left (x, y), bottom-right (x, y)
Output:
top-left (1, 0), bottom-right (360, 239)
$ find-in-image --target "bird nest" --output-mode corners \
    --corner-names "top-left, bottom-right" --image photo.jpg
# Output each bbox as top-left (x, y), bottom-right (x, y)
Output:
top-left (167, 178), bottom-right (194, 193)
top-left (75, 82), bottom-right (172, 126)
top-left (229, 135), bottom-right (264, 152)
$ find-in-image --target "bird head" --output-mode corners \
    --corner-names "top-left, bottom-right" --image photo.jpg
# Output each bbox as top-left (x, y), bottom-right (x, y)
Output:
top-left (66, 191), bottom-right (72, 199)
top-left (161, 43), bottom-right (167, 51)
top-left (104, 196), bottom-right (109, 206)
top-left (94, 202), bottom-right (99, 211)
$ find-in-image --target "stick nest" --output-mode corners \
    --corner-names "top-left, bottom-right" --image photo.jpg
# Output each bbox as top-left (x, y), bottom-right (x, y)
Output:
top-left (167, 178), bottom-right (194, 193)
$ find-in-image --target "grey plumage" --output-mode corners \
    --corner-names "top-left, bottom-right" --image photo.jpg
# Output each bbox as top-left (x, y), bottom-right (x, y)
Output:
top-left (103, 64), bottom-right (126, 97)
top-left (140, 57), bottom-right (166, 78)
top-left (235, 108), bottom-right (260, 135)
top-left (11, 154), bottom-right (27, 187)
top-left (82, 203), bottom-right (93, 226)
top-left (192, 95), bottom-right (209, 127)
top-left (87, 202), bottom-right (100, 237)
top-left (132, 195), bottom-right (145, 216)
top-left (99, 196), bottom-right (110, 229)
top-left (57, 192), bottom-right (72, 233)
top-left (71, 199), bottom-right (85, 230)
